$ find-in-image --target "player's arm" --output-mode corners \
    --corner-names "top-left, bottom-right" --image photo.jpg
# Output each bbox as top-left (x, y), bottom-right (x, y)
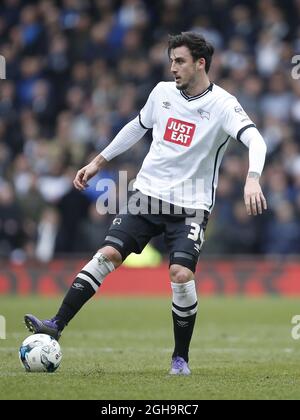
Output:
top-left (221, 98), bottom-right (267, 216)
top-left (74, 83), bottom-right (158, 191)
top-left (240, 127), bottom-right (267, 216)
top-left (73, 116), bottom-right (148, 191)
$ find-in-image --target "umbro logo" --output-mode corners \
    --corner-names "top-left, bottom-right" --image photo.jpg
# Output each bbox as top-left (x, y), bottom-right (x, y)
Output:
top-left (162, 101), bottom-right (171, 109)
top-left (197, 109), bottom-right (210, 120)
top-left (72, 282), bottom-right (84, 291)
top-left (177, 320), bottom-right (189, 328)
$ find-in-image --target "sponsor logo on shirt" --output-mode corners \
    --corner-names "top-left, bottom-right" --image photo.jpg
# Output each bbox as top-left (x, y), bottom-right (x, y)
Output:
top-left (163, 118), bottom-right (196, 147)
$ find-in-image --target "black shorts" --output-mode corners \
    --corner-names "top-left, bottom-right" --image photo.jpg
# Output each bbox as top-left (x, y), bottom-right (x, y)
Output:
top-left (101, 194), bottom-right (209, 273)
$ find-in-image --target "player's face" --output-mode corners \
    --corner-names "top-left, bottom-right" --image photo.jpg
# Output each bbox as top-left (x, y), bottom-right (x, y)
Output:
top-left (170, 46), bottom-right (204, 91)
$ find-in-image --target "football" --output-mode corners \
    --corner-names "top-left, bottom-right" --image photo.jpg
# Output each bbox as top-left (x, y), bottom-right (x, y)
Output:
top-left (19, 334), bottom-right (62, 373)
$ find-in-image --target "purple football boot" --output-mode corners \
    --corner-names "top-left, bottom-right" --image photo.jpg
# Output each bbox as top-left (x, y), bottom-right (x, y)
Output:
top-left (169, 356), bottom-right (191, 375)
top-left (24, 314), bottom-right (62, 341)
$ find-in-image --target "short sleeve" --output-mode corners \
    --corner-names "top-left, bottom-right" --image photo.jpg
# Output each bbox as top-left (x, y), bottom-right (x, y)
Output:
top-left (221, 97), bottom-right (256, 142)
top-left (139, 83), bottom-right (159, 129)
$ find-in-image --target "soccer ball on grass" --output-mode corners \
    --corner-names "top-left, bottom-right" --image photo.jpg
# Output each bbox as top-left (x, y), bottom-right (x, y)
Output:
top-left (19, 334), bottom-right (62, 373)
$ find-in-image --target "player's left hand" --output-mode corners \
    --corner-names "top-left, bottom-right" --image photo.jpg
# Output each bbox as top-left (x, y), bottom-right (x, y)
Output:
top-left (244, 176), bottom-right (267, 216)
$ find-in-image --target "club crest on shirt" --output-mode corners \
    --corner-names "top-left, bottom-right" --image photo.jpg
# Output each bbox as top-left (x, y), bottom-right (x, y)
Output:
top-left (113, 217), bottom-right (122, 225)
top-left (197, 109), bottom-right (210, 120)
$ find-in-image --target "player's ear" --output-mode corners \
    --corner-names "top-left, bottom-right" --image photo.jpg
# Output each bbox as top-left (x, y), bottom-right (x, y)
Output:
top-left (197, 57), bottom-right (206, 71)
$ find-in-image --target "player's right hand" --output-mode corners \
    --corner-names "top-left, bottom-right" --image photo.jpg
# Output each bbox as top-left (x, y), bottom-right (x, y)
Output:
top-left (73, 161), bottom-right (100, 191)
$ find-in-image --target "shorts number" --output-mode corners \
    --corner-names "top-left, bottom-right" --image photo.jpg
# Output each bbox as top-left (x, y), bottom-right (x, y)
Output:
top-left (188, 223), bottom-right (205, 247)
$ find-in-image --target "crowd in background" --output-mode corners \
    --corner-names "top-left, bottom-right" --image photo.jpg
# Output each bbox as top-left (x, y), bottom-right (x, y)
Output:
top-left (1, 0), bottom-right (300, 263)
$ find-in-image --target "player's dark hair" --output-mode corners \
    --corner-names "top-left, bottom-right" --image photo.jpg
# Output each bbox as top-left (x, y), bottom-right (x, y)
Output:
top-left (168, 32), bottom-right (214, 73)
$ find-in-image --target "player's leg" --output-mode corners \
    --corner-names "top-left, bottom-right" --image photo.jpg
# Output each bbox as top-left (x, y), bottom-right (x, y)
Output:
top-left (166, 211), bottom-right (209, 375)
top-left (169, 263), bottom-right (197, 375)
top-left (24, 213), bottom-right (156, 339)
top-left (24, 245), bottom-right (122, 340)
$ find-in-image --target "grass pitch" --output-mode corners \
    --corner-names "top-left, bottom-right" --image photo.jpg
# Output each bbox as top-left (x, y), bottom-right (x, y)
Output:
top-left (0, 295), bottom-right (300, 400)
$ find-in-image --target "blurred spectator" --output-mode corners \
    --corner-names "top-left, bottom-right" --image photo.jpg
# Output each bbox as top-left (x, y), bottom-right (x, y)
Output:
top-left (260, 72), bottom-right (292, 121)
top-left (262, 201), bottom-right (300, 255)
top-left (35, 207), bottom-right (60, 262)
top-left (76, 204), bottom-right (110, 252)
top-left (0, 182), bottom-right (24, 259)
top-left (204, 200), bottom-right (258, 255)
top-left (265, 168), bottom-right (295, 211)
top-left (55, 186), bottom-right (90, 253)
top-left (17, 56), bottom-right (44, 107)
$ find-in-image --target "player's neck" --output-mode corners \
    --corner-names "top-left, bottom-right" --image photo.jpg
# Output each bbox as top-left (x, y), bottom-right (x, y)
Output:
top-left (184, 75), bottom-right (211, 97)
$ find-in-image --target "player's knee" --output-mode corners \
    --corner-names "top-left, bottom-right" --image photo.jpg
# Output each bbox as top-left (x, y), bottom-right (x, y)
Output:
top-left (98, 246), bottom-right (123, 268)
top-left (169, 264), bottom-right (194, 284)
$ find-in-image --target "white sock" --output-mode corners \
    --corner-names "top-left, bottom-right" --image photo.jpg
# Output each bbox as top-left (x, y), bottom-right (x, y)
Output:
top-left (171, 280), bottom-right (198, 317)
top-left (77, 252), bottom-right (115, 292)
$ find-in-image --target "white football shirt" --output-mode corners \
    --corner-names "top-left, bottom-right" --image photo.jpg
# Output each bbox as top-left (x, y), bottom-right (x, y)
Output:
top-left (133, 81), bottom-right (256, 211)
